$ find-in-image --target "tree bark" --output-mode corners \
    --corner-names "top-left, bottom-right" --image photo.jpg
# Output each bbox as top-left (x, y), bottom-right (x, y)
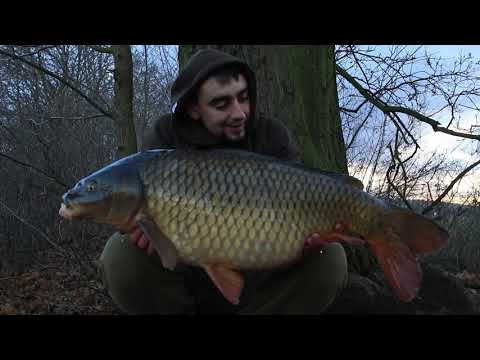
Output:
top-left (178, 45), bottom-right (348, 173)
top-left (111, 45), bottom-right (137, 158)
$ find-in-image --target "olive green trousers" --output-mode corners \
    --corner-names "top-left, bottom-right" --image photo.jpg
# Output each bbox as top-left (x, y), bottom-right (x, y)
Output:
top-left (99, 232), bottom-right (348, 314)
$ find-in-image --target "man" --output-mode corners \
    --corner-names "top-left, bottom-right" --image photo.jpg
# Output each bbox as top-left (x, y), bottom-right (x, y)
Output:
top-left (98, 48), bottom-right (351, 314)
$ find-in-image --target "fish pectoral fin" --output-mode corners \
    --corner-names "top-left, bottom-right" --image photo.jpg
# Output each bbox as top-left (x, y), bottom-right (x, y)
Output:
top-left (368, 234), bottom-right (421, 303)
top-left (203, 264), bottom-right (244, 306)
top-left (136, 216), bottom-right (178, 271)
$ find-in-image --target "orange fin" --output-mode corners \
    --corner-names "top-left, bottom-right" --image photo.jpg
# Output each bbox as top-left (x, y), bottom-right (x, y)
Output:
top-left (369, 239), bottom-right (422, 302)
top-left (365, 208), bottom-right (448, 302)
top-left (385, 209), bottom-right (449, 254)
top-left (203, 264), bottom-right (244, 305)
top-left (304, 231), bottom-right (365, 250)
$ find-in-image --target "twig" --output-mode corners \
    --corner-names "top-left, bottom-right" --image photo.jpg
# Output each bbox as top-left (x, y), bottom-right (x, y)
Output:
top-left (346, 104), bottom-right (375, 150)
top-left (422, 158), bottom-right (480, 215)
top-left (0, 276), bottom-right (20, 281)
top-left (0, 200), bottom-right (69, 257)
top-left (46, 114), bottom-right (106, 121)
top-left (0, 152), bottom-right (67, 188)
top-left (386, 144), bottom-right (413, 210)
top-left (0, 47), bottom-right (114, 121)
top-left (15, 46), bottom-right (57, 57)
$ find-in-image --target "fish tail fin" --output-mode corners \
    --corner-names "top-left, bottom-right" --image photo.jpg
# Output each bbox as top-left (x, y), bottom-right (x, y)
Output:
top-left (367, 209), bottom-right (449, 302)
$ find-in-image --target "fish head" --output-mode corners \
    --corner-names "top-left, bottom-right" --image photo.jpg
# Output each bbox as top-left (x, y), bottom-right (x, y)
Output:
top-left (59, 161), bottom-right (144, 229)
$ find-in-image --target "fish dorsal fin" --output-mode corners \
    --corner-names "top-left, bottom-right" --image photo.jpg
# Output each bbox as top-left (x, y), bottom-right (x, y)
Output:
top-left (296, 167), bottom-right (364, 190)
top-left (136, 215), bottom-right (179, 271)
top-left (203, 264), bottom-right (244, 305)
top-left (320, 172), bottom-right (364, 190)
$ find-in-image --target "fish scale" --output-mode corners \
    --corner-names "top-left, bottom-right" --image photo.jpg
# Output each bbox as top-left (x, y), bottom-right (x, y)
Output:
top-left (140, 150), bottom-right (382, 269)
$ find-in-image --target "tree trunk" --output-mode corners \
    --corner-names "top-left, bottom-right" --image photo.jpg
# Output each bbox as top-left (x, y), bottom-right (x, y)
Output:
top-left (178, 45), bottom-right (348, 173)
top-left (111, 45), bottom-right (137, 158)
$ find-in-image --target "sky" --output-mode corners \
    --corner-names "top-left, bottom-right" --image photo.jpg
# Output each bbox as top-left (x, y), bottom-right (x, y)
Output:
top-left (365, 46), bottom-right (480, 200)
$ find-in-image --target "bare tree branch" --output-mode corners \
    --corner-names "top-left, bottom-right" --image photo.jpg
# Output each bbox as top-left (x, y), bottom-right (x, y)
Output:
top-left (386, 144), bottom-right (413, 211)
top-left (336, 64), bottom-right (480, 142)
top-left (15, 46), bottom-right (57, 57)
top-left (46, 114), bottom-right (106, 121)
top-left (0, 200), bottom-right (68, 256)
top-left (0, 47), bottom-right (114, 121)
top-left (422, 158), bottom-right (480, 215)
top-left (346, 104), bottom-right (375, 150)
top-left (0, 152), bottom-right (67, 188)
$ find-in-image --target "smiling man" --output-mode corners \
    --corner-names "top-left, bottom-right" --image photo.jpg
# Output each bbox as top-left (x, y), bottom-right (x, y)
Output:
top-left (98, 49), bottom-right (351, 314)
top-left (142, 48), bottom-right (299, 160)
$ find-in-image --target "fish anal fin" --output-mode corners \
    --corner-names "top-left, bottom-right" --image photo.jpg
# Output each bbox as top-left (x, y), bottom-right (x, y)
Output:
top-left (368, 233), bottom-right (422, 302)
top-left (203, 264), bottom-right (244, 305)
top-left (136, 216), bottom-right (178, 271)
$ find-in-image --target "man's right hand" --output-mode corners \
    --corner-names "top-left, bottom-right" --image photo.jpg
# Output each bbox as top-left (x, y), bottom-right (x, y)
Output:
top-left (128, 226), bottom-right (159, 256)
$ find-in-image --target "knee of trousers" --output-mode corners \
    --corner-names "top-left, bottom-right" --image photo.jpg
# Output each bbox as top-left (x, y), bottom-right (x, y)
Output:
top-left (240, 243), bottom-right (349, 314)
top-left (98, 232), bottom-right (195, 314)
top-left (294, 243), bottom-right (349, 310)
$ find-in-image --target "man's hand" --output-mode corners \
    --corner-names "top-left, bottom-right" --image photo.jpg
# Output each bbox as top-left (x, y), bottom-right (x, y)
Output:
top-left (128, 226), bottom-right (159, 256)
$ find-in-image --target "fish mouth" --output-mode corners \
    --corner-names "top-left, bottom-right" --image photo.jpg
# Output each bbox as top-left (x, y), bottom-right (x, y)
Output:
top-left (59, 202), bottom-right (79, 220)
top-left (59, 201), bottom-right (94, 220)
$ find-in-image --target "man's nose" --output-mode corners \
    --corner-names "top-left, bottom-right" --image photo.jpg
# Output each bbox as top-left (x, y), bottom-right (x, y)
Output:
top-left (231, 100), bottom-right (247, 120)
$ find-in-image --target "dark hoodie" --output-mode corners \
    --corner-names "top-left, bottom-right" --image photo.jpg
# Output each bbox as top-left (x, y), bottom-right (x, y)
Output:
top-left (142, 48), bottom-right (300, 161)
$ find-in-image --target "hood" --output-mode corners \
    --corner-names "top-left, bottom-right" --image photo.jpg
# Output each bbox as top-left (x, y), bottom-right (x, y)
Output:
top-left (170, 48), bottom-right (257, 148)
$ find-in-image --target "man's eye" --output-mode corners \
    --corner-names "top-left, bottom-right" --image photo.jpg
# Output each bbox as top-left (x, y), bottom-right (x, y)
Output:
top-left (215, 102), bottom-right (228, 110)
top-left (86, 182), bottom-right (97, 192)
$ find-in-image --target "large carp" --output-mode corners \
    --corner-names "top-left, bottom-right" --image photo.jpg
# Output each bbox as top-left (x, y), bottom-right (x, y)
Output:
top-left (59, 149), bottom-right (448, 305)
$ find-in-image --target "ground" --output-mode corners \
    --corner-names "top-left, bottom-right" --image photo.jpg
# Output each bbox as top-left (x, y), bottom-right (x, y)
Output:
top-left (0, 245), bottom-right (122, 315)
top-left (0, 246), bottom-right (479, 315)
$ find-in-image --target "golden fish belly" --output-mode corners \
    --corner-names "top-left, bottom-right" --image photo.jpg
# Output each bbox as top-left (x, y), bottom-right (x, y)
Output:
top-left (142, 151), bottom-right (385, 270)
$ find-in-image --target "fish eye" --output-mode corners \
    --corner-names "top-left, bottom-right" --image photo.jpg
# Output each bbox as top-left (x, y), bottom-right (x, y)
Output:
top-left (86, 181), bottom-right (97, 192)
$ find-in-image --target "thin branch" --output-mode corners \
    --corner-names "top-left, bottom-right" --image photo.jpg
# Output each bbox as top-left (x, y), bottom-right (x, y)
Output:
top-left (87, 45), bottom-right (113, 54)
top-left (422, 158), bottom-right (480, 215)
top-left (16, 45), bottom-right (57, 57)
top-left (386, 144), bottom-right (413, 210)
top-left (0, 200), bottom-right (68, 256)
top-left (336, 64), bottom-right (480, 142)
top-left (0, 48), bottom-right (114, 121)
top-left (0, 152), bottom-right (67, 188)
top-left (339, 98), bottom-right (370, 113)
top-left (45, 114), bottom-right (106, 121)
top-left (346, 104), bottom-right (375, 150)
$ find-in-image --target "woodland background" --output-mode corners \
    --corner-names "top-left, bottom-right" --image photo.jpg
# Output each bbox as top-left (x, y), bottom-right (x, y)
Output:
top-left (0, 45), bottom-right (479, 314)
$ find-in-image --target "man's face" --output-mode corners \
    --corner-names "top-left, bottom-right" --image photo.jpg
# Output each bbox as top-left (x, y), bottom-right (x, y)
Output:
top-left (187, 73), bottom-right (250, 142)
